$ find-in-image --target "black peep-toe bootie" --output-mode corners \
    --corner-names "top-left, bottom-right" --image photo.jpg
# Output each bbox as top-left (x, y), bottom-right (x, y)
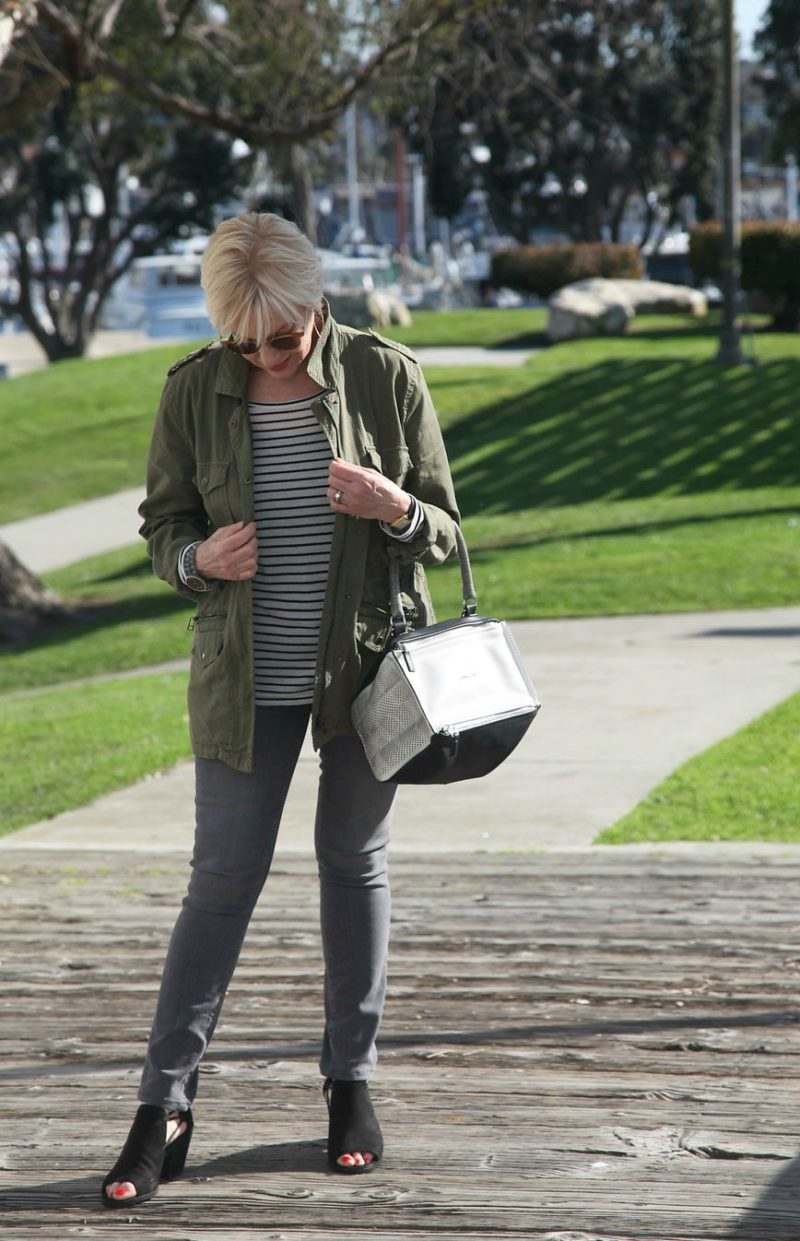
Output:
top-left (101, 1103), bottom-right (194, 1207)
top-left (323, 1077), bottom-right (383, 1174)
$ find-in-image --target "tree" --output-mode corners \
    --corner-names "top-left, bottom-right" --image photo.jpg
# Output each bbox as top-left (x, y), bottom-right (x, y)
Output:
top-left (0, 540), bottom-right (69, 643)
top-left (0, 0), bottom-right (463, 640)
top-left (386, 0), bottom-right (722, 245)
top-left (755, 0), bottom-right (800, 160)
top-left (0, 0), bottom-right (458, 360)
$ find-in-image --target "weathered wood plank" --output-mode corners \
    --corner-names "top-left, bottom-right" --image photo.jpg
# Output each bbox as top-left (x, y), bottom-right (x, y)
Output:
top-left (1, 849), bottom-right (799, 1239)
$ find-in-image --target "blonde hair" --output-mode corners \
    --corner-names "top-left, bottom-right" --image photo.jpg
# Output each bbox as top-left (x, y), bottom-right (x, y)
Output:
top-left (201, 212), bottom-right (324, 343)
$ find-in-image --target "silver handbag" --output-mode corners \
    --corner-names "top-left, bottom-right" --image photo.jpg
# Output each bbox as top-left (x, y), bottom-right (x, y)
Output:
top-left (351, 525), bottom-right (541, 783)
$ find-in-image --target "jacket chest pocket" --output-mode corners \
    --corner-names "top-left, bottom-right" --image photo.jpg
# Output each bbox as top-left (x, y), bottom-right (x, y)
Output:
top-left (360, 438), bottom-right (412, 485)
top-left (194, 461), bottom-right (236, 527)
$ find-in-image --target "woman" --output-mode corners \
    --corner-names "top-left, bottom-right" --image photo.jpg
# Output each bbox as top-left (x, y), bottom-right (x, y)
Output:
top-left (101, 212), bottom-right (459, 1205)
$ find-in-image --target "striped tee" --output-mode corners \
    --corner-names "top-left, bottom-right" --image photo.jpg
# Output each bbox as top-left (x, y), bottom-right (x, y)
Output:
top-left (249, 394), bottom-right (335, 706)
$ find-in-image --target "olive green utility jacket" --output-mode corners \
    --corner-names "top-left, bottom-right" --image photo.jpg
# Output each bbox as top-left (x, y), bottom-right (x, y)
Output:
top-left (139, 308), bottom-right (460, 771)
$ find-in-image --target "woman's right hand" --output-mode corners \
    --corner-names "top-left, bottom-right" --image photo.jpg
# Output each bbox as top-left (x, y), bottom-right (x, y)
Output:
top-left (195, 521), bottom-right (258, 581)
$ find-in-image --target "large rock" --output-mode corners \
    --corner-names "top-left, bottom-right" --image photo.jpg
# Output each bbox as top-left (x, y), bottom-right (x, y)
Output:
top-left (548, 284), bottom-right (633, 342)
top-left (326, 287), bottom-right (412, 329)
top-left (612, 278), bottom-right (708, 316)
top-left (547, 278), bottom-right (707, 342)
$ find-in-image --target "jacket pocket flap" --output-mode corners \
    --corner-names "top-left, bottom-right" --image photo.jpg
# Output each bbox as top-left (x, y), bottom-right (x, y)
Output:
top-left (191, 614), bottom-right (227, 668)
top-left (194, 462), bottom-right (229, 493)
top-left (360, 440), bottom-right (412, 483)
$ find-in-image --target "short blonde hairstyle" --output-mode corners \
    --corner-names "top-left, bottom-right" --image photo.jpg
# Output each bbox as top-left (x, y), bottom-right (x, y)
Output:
top-left (201, 212), bottom-right (324, 344)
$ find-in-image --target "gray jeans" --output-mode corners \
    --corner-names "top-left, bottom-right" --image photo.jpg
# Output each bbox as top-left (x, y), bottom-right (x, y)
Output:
top-left (138, 706), bottom-right (397, 1110)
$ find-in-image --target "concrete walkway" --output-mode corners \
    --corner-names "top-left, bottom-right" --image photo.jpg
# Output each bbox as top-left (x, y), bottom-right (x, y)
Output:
top-left (5, 605), bottom-right (800, 854)
top-left (0, 486), bottom-right (146, 573)
top-left (0, 327), bottom-right (189, 379)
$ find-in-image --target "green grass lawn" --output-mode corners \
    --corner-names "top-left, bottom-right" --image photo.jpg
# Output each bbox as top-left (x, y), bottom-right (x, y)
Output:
top-left (1, 344), bottom-right (188, 522)
top-left (0, 672), bottom-right (191, 836)
top-left (596, 691), bottom-right (800, 844)
top-left (1, 310), bottom-right (790, 523)
top-left (387, 305), bottom-right (549, 348)
top-left (1, 309), bottom-right (799, 838)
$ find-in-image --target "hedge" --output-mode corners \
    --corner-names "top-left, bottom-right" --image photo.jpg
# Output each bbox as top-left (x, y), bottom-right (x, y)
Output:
top-left (491, 243), bottom-right (643, 298)
top-left (690, 220), bottom-right (800, 328)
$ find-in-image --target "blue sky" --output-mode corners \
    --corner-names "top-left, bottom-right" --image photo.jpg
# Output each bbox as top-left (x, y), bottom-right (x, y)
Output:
top-left (737, 0), bottom-right (769, 55)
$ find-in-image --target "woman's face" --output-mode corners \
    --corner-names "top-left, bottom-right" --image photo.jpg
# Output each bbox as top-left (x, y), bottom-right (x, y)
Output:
top-left (239, 310), bottom-right (317, 381)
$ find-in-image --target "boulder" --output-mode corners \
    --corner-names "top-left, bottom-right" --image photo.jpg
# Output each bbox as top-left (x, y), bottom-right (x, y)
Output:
top-left (547, 284), bottom-right (633, 343)
top-left (367, 289), bottom-right (413, 327)
top-left (547, 277), bottom-right (707, 342)
top-left (610, 278), bottom-right (708, 316)
top-left (325, 287), bottom-right (412, 329)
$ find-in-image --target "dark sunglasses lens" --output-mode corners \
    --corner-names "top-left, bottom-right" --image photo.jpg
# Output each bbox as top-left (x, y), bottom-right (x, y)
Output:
top-left (232, 328), bottom-right (305, 353)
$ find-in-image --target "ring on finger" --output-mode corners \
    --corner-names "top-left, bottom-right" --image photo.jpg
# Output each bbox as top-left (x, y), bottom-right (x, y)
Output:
top-left (333, 489), bottom-right (344, 504)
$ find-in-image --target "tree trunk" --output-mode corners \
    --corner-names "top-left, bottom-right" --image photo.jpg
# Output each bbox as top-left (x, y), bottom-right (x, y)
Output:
top-left (290, 143), bottom-right (317, 244)
top-left (0, 540), bottom-right (72, 643)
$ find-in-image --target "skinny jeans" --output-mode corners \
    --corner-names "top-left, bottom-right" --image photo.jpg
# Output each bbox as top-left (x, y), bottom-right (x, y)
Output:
top-left (138, 705), bottom-right (396, 1111)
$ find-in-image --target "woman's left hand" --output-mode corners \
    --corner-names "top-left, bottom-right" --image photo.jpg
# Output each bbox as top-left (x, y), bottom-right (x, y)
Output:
top-left (328, 459), bottom-right (410, 524)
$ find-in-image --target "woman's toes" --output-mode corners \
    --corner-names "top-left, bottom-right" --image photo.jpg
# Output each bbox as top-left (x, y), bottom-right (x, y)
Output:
top-left (337, 1151), bottom-right (372, 1167)
top-left (107, 1181), bottom-right (136, 1200)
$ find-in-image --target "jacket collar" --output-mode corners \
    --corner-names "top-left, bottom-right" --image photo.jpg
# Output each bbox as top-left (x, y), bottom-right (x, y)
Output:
top-left (306, 299), bottom-right (338, 388)
top-left (215, 343), bottom-right (250, 398)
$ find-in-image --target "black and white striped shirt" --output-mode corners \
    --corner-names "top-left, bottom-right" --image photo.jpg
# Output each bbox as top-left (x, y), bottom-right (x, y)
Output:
top-left (249, 394), bottom-right (335, 706)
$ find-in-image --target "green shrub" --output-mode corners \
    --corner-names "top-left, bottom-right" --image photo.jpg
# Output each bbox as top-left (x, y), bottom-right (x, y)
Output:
top-left (491, 243), bottom-right (643, 297)
top-left (690, 220), bottom-right (800, 329)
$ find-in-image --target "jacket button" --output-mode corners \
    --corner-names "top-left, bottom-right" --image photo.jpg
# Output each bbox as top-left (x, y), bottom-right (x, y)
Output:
top-left (231, 418), bottom-right (238, 429)
top-left (200, 476), bottom-right (208, 486)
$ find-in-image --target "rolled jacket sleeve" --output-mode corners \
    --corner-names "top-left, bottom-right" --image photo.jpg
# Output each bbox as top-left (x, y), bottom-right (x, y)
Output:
top-left (138, 382), bottom-right (209, 600)
top-left (386, 363), bottom-right (460, 567)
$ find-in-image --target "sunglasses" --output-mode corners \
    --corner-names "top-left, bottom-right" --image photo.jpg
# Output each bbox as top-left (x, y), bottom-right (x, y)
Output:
top-left (224, 327), bottom-right (307, 354)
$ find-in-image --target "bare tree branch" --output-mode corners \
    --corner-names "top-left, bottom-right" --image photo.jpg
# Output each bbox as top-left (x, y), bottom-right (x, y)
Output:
top-left (166, 0), bottom-right (202, 44)
top-left (94, 0), bottom-right (129, 43)
top-left (34, 0), bottom-right (457, 144)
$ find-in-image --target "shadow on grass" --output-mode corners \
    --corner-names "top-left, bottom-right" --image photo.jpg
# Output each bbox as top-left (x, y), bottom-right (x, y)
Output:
top-left (93, 558), bottom-right (155, 583)
top-left (455, 504), bottom-right (800, 555)
top-left (489, 331), bottom-right (550, 350)
top-left (2, 590), bottom-right (192, 661)
top-left (445, 355), bottom-right (800, 516)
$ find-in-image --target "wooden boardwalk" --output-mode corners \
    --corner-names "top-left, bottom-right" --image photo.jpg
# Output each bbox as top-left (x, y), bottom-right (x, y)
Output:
top-left (1, 847), bottom-right (800, 1240)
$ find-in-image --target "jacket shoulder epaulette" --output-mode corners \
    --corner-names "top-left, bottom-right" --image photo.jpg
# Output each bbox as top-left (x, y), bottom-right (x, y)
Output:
top-left (366, 329), bottom-right (417, 361)
top-left (167, 341), bottom-right (220, 376)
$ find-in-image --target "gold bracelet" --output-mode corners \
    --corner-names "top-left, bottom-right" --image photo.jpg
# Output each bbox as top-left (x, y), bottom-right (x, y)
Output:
top-left (388, 508), bottom-right (411, 529)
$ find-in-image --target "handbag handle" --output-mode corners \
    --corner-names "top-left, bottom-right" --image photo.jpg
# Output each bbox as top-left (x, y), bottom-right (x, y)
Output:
top-left (389, 522), bottom-right (477, 636)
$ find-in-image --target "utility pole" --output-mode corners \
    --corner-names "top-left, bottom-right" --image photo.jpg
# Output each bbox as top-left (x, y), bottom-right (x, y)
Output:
top-left (786, 154), bottom-right (799, 222)
top-left (345, 104), bottom-right (360, 242)
top-left (395, 129), bottom-right (408, 254)
top-left (717, 0), bottom-right (744, 366)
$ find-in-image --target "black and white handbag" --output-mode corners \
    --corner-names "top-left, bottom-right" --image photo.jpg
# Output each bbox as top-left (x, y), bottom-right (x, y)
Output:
top-left (351, 525), bottom-right (541, 784)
